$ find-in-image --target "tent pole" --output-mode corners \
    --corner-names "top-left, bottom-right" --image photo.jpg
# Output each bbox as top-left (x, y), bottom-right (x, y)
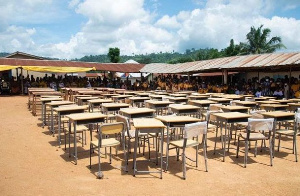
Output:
top-left (21, 68), bottom-right (24, 95)
top-left (289, 66), bottom-right (292, 99)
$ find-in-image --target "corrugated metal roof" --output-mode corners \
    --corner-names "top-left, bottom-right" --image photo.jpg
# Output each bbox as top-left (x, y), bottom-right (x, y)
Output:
top-left (0, 58), bottom-right (145, 72)
top-left (140, 52), bottom-right (300, 73)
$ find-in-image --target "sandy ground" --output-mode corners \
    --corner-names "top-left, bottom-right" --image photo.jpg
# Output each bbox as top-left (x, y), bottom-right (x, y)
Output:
top-left (0, 96), bottom-right (300, 196)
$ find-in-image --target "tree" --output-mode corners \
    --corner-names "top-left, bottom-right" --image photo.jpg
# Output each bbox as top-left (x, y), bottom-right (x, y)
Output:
top-left (224, 39), bottom-right (242, 56)
top-left (108, 47), bottom-right (120, 63)
top-left (242, 25), bottom-right (286, 54)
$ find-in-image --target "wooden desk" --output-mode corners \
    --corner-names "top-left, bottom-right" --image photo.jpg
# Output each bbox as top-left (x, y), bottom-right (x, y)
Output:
top-left (46, 101), bottom-right (74, 134)
top-left (77, 96), bottom-right (99, 105)
top-left (208, 98), bottom-right (232, 105)
top-left (87, 99), bottom-right (113, 112)
top-left (112, 95), bottom-right (133, 102)
top-left (133, 118), bottom-right (166, 178)
top-left (72, 95), bottom-right (92, 102)
top-left (135, 92), bottom-right (150, 97)
top-left (260, 104), bottom-right (289, 112)
top-left (54, 106), bottom-right (87, 147)
top-left (169, 93), bottom-right (187, 97)
top-left (149, 94), bottom-right (165, 100)
top-left (220, 105), bottom-right (250, 113)
top-left (188, 100), bottom-right (217, 108)
top-left (101, 103), bottom-right (130, 113)
top-left (40, 97), bottom-right (63, 127)
top-left (234, 101), bottom-right (257, 109)
top-left (168, 97), bottom-right (188, 104)
top-left (288, 103), bottom-right (300, 112)
top-left (145, 100), bottom-right (173, 114)
top-left (155, 115), bottom-right (201, 170)
top-left (256, 100), bottom-right (279, 105)
top-left (212, 112), bottom-right (251, 161)
top-left (102, 93), bottom-right (119, 98)
top-left (188, 95), bottom-right (210, 100)
top-left (168, 104), bottom-right (200, 117)
top-left (119, 108), bottom-right (155, 119)
top-left (31, 91), bottom-right (62, 116)
top-left (28, 88), bottom-right (54, 109)
top-left (66, 113), bottom-right (107, 164)
top-left (128, 97), bottom-right (151, 107)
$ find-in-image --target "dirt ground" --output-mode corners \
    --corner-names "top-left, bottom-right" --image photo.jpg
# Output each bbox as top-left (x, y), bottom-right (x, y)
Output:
top-left (0, 96), bottom-right (300, 196)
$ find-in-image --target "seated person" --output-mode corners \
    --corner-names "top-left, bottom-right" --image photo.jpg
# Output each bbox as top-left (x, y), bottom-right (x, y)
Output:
top-left (255, 88), bottom-right (262, 97)
top-left (273, 88), bottom-right (284, 99)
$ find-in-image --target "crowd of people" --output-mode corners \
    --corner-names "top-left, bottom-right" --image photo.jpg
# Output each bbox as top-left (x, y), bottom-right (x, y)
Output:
top-left (1, 73), bottom-right (300, 99)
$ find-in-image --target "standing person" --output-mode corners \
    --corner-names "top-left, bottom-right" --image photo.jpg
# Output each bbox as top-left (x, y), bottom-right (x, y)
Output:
top-left (284, 83), bottom-right (289, 99)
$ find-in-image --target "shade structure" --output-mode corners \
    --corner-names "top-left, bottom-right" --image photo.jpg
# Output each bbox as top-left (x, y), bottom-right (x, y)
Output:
top-left (0, 65), bottom-right (20, 71)
top-left (21, 66), bottom-right (96, 73)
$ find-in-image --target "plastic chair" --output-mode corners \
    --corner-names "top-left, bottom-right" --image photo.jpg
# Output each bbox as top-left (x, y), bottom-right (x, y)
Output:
top-left (236, 118), bottom-right (274, 167)
top-left (168, 121), bottom-right (208, 179)
top-left (89, 122), bottom-right (126, 178)
top-left (276, 112), bottom-right (299, 162)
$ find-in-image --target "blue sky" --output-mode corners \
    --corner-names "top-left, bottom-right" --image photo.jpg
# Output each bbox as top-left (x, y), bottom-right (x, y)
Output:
top-left (1, 0), bottom-right (300, 59)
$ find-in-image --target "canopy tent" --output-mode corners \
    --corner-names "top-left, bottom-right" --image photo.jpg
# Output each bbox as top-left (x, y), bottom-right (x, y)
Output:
top-left (21, 66), bottom-right (95, 73)
top-left (0, 65), bottom-right (20, 71)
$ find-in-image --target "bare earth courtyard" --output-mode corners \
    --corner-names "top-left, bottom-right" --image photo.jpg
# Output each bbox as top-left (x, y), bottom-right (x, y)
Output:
top-left (0, 96), bottom-right (300, 195)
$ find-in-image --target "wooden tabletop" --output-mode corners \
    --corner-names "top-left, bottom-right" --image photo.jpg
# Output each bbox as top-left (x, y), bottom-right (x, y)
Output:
top-left (145, 100), bottom-right (174, 105)
top-left (260, 104), bottom-right (289, 108)
top-left (87, 99), bottom-right (113, 104)
top-left (220, 105), bottom-right (250, 110)
top-left (66, 112), bottom-right (107, 121)
top-left (129, 97), bottom-right (151, 100)
top-left (54, 105), bottom-right (87, 112)
top-left (256, 101), bottom-right (279, 104)
top-left (234, 101), bottom-right (257, 105)
top-left (169, 94), bottom-right (187, 97)
top-left (40, 97), bottom-right (63, 102)
top-left (212, 112), bottom-right (251, 120)
top-left (208, 98), bottom-right (232, 102)
top-left (188, 100), bottom-right (217, 105)
top-left (133, 118), bottom-right (166, 128)
top-left (169, 104), bottom-right (200, 110)
top-left (119, 108), bottom-right (155, 114)
top-left (46, 101), bottom-right (74, 106)
top-left (112, 95), bottom-right (133, 98)
top-left (261, 111), bottom-right (295, 118)
top-left (155, 115), bottom-right (201, 123)
top-left (102, 103), bottom-right (130, 108)
top-left (77, 96), bottom-right (99, 101)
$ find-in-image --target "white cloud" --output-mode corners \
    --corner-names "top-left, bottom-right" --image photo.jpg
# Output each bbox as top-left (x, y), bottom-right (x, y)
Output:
top-left (155, 15), bottom-right (181, 29)
top-left (1, 0), bottom-right (300, 59)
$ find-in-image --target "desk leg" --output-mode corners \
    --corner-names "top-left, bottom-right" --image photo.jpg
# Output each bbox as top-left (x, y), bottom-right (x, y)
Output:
top-left (213, 121), bottom-right (219, 154)
top-left (74, 122), bottom-right (77, 165)
top-left (133, 129), bottom-right (138, 177)
top-left (223, 122), bottom-right (228, 162)
top-left (68, 121), bottom-right (71, 157)
top-left (165, 124), bottom-right (170, 171)
top-left (51, 107), bottom-right (54, 135)
top-left (42, 102), bottom-right (45, 128)
top-left (58, 112), bottom-right (61, 148)
top-left (160, 128), bottom-right (164, 179)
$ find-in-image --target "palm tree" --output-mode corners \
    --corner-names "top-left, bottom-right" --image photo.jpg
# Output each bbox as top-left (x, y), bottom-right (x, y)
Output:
top-left (242, 25), bottom-right (286, 54)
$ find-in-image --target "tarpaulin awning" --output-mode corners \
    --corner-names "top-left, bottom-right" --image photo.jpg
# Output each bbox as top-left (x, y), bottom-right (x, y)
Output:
top-left (21, 66), bottom-right (96, 73)
top-left (0, 65), bottom-right (20, 71)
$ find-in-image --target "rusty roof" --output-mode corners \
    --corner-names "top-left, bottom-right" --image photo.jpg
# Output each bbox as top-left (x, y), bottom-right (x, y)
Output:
top-left (1, 52), bottom-right (300, 74)
top-left (0, 58), bottom-right (145, 72)
top-left (139, 52), bottom-right (300, 73)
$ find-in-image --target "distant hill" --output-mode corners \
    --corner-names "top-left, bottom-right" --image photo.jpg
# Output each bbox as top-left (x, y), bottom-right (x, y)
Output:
top-left (0, 52), bottom-right (10, 57)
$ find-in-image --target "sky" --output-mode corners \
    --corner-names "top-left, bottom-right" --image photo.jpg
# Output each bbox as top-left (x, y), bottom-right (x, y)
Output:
top-left (1, 0), bottom-right (300, 59)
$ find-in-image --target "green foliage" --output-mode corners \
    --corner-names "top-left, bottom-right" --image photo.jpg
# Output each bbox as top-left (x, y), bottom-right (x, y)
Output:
top-left (108, 47), bottom-right (120, 63)
top-left (242, 25), bottom-right (286, 54)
